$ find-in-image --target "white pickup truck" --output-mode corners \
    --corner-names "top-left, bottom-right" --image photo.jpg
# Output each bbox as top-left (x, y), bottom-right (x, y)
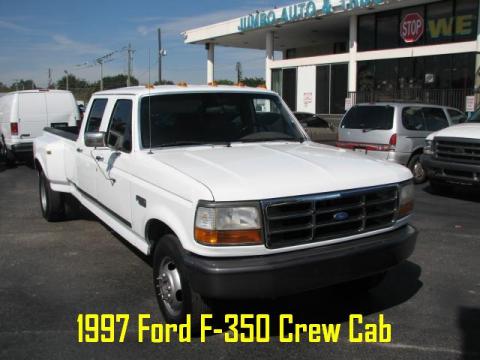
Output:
top-left (34, 85), bottom-right (417, 327)
top-left (421, 108), bottom-right (480, 191)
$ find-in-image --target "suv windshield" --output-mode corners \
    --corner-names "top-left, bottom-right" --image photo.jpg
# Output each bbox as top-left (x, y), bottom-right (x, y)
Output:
top-left (468, 109), bottom-right (480, 123)
top-left (140, 93), bottom-right (304, 148)
top-left (341, 105), bottom-right (394, 130)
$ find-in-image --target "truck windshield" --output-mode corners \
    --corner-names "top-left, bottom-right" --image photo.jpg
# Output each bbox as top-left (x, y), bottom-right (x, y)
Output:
top-left (139, 92), bottom-right (304, 148)
top-left (468, 109), bottom-right (480, 123)
top-left (341, 105), bottom-right (394, 130)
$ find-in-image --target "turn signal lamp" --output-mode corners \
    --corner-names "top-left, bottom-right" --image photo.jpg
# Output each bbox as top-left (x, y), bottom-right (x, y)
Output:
top-left (398, 182), bottom-right (414, 218)
top-left (194, 205), bottom-right (262, 246)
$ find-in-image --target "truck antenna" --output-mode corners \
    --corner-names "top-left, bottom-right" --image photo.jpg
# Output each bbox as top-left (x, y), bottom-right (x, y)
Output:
top-left (148, 48), bottom-right (153, 155)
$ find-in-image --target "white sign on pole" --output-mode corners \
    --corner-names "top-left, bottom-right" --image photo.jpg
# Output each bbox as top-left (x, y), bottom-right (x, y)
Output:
top-left (466, 96), bottom-right (476, 112)
top-left (345, 97), bottom-right (353, 111)
top-left (303, 92), bottom-right (312, 106)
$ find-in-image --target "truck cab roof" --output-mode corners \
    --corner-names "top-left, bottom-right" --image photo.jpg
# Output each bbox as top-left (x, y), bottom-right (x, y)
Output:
top-left (94, 85), bottom-right (274, 97)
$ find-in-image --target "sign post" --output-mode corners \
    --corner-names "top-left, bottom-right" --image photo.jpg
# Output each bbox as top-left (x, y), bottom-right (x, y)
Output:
top-left (466, 96), bottom-right (476, 113)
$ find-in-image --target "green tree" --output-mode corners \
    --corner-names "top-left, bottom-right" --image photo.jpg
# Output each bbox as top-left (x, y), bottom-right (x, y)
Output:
top-left (242, 77), bottom-right (265, 88)
top-left (0, 82), bottom-right (10, 92)
top-left (216, 79), bottom-right (234, 85)
top-left (11, 79), bottom-right (36, 90)
top-left (94, 74), bottom-right (140, 90)
top-left (56, 75), bottom-right (89, 90)
top-left (154, 80), bottom-right (175, 85)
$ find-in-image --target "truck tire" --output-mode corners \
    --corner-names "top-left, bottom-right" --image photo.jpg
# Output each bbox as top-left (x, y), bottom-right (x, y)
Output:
top-left (39, 171), bottom-right (65, 221)
top-left (153, 234), bottom-right (211, 330)
top-left (0, 138), bottom-right (15, 167)
top-left (408, 154), bottom-right (426, 184)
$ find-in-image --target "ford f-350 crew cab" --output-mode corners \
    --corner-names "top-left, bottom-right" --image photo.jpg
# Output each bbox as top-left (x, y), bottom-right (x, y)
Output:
top-left (34, 85), bottom-right (417, 327)
top-left (421, 107), bottom-right (480, 191)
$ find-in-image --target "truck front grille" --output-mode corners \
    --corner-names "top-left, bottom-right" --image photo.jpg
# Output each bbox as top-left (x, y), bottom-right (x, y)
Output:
top-left (435, 137), bottom-right (480, 165)
top-left (262, 185), bottom-right (399, 249)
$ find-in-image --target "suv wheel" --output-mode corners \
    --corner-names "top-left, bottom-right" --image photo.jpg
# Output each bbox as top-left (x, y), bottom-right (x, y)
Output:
top-left (39, 171), bottom-right (65, 221)
top-left (153, 235), bottom-right (211, 330)
top-left (408, 154), bottom-right (426, 184)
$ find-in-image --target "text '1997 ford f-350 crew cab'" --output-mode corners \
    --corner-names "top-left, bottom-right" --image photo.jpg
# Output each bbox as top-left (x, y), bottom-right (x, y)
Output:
top-left (34, 85), bottom-right (417, 327)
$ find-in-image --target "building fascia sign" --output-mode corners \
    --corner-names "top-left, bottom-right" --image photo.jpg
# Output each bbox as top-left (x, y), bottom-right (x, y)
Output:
top-left (238, 0), bottom-right (385, 32)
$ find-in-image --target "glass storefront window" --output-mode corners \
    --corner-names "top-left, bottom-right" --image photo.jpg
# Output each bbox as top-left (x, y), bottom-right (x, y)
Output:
top-left (358, 0), bottom-right (477, 51)
top-left (454, 0), bottom-right (478, 42)
top-left (376, 12), bottom-right (400, 50)
top-left (331, 64), bottom-right (348, 114)
top-left (282, 68), bottom-right (297, 111)
top-left (358, 14), bottom-right (375, 51)
top-left (316, 66), bottom-right (330, 114)
top-left (357, 53), bottom-right (475, 94)
top-left (426, 0), bottom-right (454, 44)
top-left (271, 69), bottom-right (282, 96)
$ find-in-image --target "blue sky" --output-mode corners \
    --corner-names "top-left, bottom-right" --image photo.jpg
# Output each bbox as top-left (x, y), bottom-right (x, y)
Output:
top-left (0, 0), bottom-right (294, 87)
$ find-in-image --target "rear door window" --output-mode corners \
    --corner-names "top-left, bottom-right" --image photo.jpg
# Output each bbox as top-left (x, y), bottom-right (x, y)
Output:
top-left (447, 109), bottom-right (467, 124)
top-left (402, 107), bottom-right (426, 131)
top-left (341, 106), bottom-right (394, 130)
top-left (423, 108), bottom-right (449, 131)
top-left (85, 99), bottom-right (108, 133)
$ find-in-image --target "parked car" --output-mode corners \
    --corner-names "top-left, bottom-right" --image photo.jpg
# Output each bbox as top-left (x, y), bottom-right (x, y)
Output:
top-left (294, 112), bottom-right (337, 144)
top-left (0, 90), bottom-right (79, 164)
top-left (337, 103), bottom-right (466, 184)
top-left (34, 85), bottom-right (416, 329)
top-left (421, 107), bottom-right (480, 192)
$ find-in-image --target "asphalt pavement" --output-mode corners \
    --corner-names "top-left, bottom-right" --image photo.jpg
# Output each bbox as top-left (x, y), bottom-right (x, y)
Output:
top-left (0, 162), bottom-right (479, 359)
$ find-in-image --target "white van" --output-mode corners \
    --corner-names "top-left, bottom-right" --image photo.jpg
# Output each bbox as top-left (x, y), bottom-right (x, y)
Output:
top-left (0, 90), bottom-right (79, 163)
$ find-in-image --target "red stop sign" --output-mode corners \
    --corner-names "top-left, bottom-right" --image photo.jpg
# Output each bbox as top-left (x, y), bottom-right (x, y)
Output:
top-left (400, 13), bottom-right (424, 43)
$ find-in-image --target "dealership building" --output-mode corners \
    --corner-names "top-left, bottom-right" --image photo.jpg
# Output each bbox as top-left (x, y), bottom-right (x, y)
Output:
top-left (184, 0), bottom-right (479, 117)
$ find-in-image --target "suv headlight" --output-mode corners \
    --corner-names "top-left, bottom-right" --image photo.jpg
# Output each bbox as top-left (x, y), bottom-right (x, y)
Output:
top-left (398, 182), bottom-right (414, 218)
top-left (424, 140), bottom-right (434, 155)
top-left (194, 203), bottom-right (262, 246)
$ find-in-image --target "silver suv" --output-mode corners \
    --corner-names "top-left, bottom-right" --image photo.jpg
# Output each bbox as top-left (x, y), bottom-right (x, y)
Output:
top-left (337, 103), bottom-right (467, 183)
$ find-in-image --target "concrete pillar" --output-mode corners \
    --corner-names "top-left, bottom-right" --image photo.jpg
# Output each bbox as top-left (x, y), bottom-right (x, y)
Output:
top-left (207, 43), bottom-right (215, 84)
top-left (266, 31), bottom-right (274, 89)
top-left (348, 15), bottom-right (358, 93)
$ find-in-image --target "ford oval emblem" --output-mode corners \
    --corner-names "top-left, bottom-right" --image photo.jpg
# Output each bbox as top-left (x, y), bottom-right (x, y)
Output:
top-left (333, 211), bottom-right (349, 221)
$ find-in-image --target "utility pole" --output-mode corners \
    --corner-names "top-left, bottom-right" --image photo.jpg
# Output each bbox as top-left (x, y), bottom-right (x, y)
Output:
top-left (64, 70), bottom-right (69, 91)
top-left (48, 68), bottom-right (52, 88)
top-left (158, 28), bottom-right (162, 84)
top-left (97, 59), bottom-right (104, 90)
top-left (236, 62), bottom-right (242, 83)
top-left (127, 43), bottom-right (133, 87)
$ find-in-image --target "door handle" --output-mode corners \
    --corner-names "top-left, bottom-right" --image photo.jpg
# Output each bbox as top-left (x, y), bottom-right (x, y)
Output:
top-left (76, 148), bottom-right (83, 153)
top-left (95, 156), bottom-right (104, 162)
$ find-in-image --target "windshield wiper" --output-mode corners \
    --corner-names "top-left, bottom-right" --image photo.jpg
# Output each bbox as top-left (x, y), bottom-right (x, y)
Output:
top-left (158, 141), bottom-right (231, 148)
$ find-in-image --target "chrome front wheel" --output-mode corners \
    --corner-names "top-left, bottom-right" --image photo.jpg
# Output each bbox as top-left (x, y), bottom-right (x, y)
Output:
top-left (156, 257), bottom-right (183, 318)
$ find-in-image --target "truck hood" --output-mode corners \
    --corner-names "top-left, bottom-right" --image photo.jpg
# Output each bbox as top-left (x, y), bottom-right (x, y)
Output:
top-left (427, 122), bottom-right (480, 140)
top-left (150, 142), bottom-right (412, 201)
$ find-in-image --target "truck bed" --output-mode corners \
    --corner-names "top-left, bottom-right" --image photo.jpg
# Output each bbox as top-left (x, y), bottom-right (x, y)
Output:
top-left (44, 126), bottom-right (79, 142)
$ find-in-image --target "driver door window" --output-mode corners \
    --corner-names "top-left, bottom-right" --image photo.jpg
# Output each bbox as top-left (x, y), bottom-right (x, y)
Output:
top-left (105, 100), bottom-right (133, 152)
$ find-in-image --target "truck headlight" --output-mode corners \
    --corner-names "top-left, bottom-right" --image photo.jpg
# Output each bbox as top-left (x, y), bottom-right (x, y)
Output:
top-left (194, 203), bottom-right (262, 246)
top-left (398, 182), bottom-right (414, 218)
top-left (424, 140), bottom-right (434, 155)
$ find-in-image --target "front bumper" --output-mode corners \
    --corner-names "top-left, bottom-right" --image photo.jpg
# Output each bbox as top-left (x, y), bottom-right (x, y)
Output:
top-left (183, 225), bottom-right (417, 299)
top-left (421, 154), bottom-right (480, 186)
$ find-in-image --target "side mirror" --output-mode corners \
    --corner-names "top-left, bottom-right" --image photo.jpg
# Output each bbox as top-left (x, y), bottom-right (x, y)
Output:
top-left (85, 132), bottom-right (106, 148)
